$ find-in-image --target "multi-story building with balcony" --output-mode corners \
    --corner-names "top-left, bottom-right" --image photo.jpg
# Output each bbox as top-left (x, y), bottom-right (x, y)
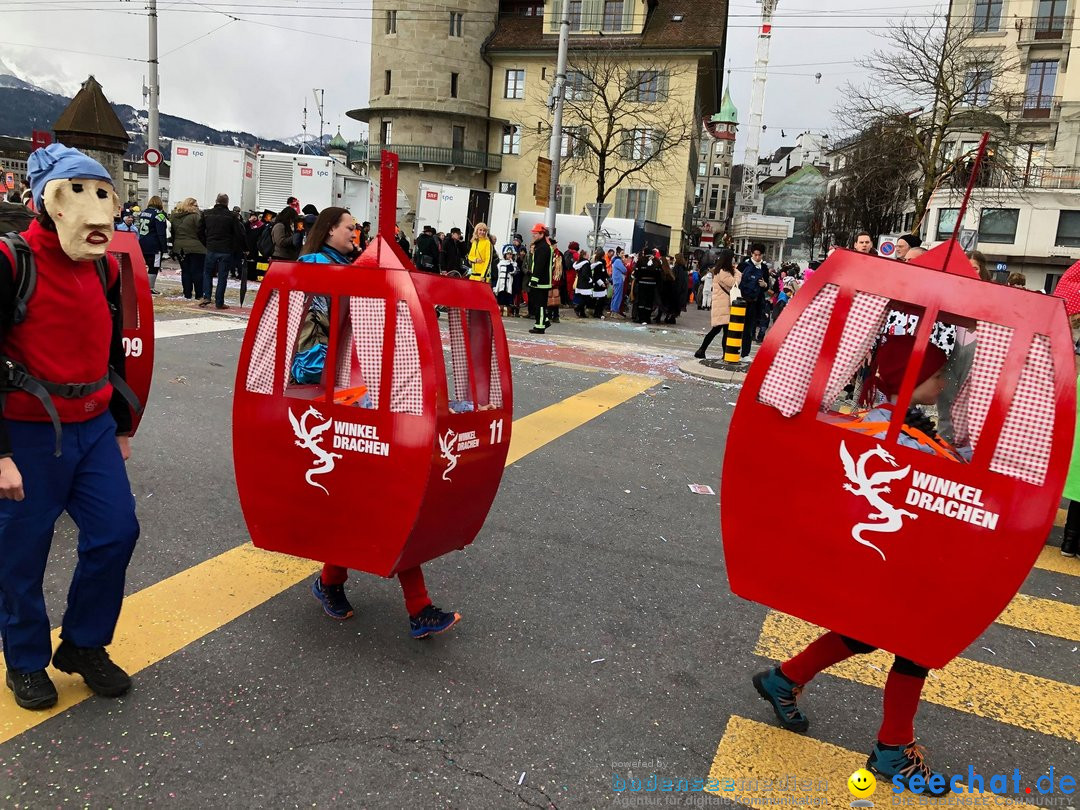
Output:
top-left (346, 1), bottom-right (504, 217)
top-left (921, 0), bottom-right (1080, 291)
top-left (348, 0), bottom-right (725, 248)
top-left (483, 0), bottom-right (726, 249)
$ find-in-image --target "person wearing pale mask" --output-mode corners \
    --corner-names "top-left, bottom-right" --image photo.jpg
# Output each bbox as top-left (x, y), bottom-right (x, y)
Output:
top-left (0, 144), bottom-right (141, 711)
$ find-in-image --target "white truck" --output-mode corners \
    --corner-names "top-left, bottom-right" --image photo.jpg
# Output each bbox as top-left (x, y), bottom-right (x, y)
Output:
top-left (255, 151), bottom-right (371, 221)
top-left (168, 141), bottom-right (256, 212)
top-left (414, 182), bottom-right (515, 246)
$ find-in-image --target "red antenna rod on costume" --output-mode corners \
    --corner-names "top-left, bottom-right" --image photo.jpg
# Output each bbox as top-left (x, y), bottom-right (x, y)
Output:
top-left (379, 150), bottom-right (399, 240)
top-left (944, 130), bottom-right (991, 270)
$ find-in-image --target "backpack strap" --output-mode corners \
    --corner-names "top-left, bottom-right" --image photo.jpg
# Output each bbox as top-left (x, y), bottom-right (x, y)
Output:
top-left (0, 232), bottom-right (36, 326)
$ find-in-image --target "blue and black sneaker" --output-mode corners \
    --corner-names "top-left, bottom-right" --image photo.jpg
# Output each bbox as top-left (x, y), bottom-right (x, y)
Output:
top-left (409, 605), bottom-right (461, 640)
top-left (752, 666), bottom-right (810, 732)
top-left (868, 742), bottom-right (950, 796)
top-left (311, 576), bottom-right (354, 620)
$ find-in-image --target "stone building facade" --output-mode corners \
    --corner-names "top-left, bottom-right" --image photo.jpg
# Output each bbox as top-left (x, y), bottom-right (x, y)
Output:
top-left (347, 2), bottom-right (502, 214)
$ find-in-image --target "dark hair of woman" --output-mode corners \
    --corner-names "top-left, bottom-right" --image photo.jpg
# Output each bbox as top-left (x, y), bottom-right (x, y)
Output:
top-left (300, 207), bottom-right (351, 257)
top-left (714, 248), bottom-right (735, 274)
top-left (967, 249), bottom-right (993, 282)
top-left (35, 203), bottom-right (56, 231)
top-left (276, 207), bottom-right (299, 228)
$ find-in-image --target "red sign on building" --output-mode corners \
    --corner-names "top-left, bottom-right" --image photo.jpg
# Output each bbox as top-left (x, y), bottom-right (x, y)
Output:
top-left (176, 147), bottom-right (189, 156)
top-left (300, 168), bottom-right (314, 177)
top-left (31, 130), bottom-right (52, 150)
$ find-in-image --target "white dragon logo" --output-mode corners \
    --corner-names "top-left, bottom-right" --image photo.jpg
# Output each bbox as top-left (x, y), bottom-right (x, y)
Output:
top-left (289, 406), bottom-right (342, 495)
top-left (439, 429), bottom-right (459, 482)
top-left (839, 441), bottom-right (917, 561)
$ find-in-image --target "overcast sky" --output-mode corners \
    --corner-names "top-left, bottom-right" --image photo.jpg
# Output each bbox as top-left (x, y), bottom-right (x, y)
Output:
top-left (0, 0), bottom-right (924, 156)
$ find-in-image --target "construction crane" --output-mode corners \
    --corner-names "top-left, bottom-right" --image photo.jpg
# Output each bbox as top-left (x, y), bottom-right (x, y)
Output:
top-left (739, 0), bottom-right (778, 214)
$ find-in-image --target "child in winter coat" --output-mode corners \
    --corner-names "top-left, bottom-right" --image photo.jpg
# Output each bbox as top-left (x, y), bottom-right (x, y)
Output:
top-left (700, 270), bottom-right (714, 309)
top-left (573, 254), bottom-right (592, 317)
top-left (589, 251), bottom-right (609, 317)
top-left (494, 246), bottom-right (517, 316)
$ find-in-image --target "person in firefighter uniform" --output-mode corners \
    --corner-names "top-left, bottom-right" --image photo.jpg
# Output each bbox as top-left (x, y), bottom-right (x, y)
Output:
top-left (0, 144), bottom-right (140, 710)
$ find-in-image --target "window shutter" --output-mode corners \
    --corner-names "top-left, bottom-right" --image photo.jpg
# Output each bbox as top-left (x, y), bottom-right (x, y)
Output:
top-left (620, 129), bottom-right (632, 160)
top-left (615, 188), bottom-right (629, 218)
top-left (658, 71), bottom-right (670, 102)
top-left (622, 0), bottom-right (635, 30)
top-left (645, 190), bottom-right (659, 221)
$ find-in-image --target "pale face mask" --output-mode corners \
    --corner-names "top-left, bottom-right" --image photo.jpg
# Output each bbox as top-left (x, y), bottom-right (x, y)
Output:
top-left (42, 178), bottom-right (119, 262)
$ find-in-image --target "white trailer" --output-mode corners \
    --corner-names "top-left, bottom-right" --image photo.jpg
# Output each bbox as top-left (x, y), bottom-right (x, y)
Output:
top-left (256, 152), bottom-right (371, 222)
top-left (168, 141), bottom-right (256, 211)
top-left (414, 182), bottom-right (515, 246)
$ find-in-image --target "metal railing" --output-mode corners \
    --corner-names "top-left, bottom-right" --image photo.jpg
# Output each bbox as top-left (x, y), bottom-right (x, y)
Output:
top-left (1002, 93), bottom-right (1061, 120)
top-left (347, 143), bottom-right (502, 172)
top-left (1019, 14), bottom-right (1071, 39)
top-left (970, 164), bottom-right (1080, 190)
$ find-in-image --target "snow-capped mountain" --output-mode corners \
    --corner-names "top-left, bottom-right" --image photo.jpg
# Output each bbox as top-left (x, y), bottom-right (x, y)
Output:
top-left (0, 62), bottom-right (292, 158)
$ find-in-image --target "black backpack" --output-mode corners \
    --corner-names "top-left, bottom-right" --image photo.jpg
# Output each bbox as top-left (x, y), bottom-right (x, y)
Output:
top-left (0, 201), bottom-right (33, 237)
top-left (257, 223), bottom-right (276, 258)
top-left (0, 232), bottom-right (143, 455)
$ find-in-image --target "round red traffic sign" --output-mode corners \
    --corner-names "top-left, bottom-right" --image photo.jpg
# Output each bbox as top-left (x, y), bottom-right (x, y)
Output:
top-left (144, 148), bottom-right (163, 167)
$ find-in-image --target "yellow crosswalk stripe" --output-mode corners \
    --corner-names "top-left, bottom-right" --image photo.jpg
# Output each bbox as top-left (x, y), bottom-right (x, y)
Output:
top-left (0, 545), bottom-right (318, 745)
top-left (504, 373), bottom-right (657, 465)
top-left (754, 612), bottom-right (1080, 743)
top-left (1034, 546), bottom-right (1080, 576)
top-left (0, 373), bottom-right (658, 745)
top-left (706, 715), bottom-right (1023, 810)
top-left (997, 593), bottom-right (1080, 642)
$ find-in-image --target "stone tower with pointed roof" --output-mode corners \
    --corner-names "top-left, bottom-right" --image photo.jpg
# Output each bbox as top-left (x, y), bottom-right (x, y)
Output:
top-left (53, 75), bottom-right (130, 194)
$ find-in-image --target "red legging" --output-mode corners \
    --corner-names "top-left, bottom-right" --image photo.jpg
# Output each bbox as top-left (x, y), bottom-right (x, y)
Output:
top-left (780, 631), bottom-right (928, 746)
top-left (321, 564), bottom-right (431, 617)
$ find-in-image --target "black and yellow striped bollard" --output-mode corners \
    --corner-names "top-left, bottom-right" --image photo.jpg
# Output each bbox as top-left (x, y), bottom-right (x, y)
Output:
top-left (725, 297), bottom-right (747, 364)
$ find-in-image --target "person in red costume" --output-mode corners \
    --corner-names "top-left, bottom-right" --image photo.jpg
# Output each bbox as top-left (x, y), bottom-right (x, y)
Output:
top-left (0, 144), bottom-right (140, 710)
top-left (752, 335), bottom-right (954, 794)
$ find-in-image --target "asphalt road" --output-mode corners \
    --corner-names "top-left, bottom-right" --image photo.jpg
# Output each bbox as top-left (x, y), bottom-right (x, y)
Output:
top-left (0, 299), bottom-right (1076, 809)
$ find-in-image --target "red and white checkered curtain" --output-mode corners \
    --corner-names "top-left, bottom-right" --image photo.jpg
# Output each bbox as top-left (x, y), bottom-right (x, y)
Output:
top-left (245, 290), bottom-right (279, 395)
top-left (948, 322), bottom-right (1012, 452)
top-left (823, 292), bottom-right (891, 406)
top-left (758, 284), bottom-right (840, 417)
top-left (989, 333), bottom-right (1055, 486)
top-left (447, 308), bottom-right (471, 402)
top-left (344, 297), bottom-right (385, 407)
top-left (282, 291), bottom-right (306, 389)
top-left (390, 301), bottom-right (423, 415)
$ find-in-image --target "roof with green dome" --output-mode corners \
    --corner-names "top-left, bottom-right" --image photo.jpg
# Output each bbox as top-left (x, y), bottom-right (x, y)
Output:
top-left (328, 129), bottom-right (348, 150)
top-left (712, 87), bottom-right (738, 126)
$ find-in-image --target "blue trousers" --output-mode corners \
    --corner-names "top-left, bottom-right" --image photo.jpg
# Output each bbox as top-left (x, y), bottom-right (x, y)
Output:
top-left (0, 414), bottom-right (139, 672)
top-left (203, 252), bottom-right (233, 307)
top-left (610, 279), bottom-right (625, 314)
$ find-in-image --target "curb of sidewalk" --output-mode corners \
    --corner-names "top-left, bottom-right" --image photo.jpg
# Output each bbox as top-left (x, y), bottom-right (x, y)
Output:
top-left (677, 357), bottom-right (750, 385)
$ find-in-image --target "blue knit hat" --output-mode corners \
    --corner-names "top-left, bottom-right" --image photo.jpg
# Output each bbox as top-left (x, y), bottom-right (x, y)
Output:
top-left (28, 143), bottom-right (114, 209)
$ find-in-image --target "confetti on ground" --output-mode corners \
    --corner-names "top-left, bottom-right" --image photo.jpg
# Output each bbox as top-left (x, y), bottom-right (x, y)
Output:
top-left (518, 772), bottom-right (526, 786)
top-left (591, 658), bottom-right (605, 664)
top-left (982, 647), bottom-right (996, 655)
top-left (689, 484), bottom-right (715, 495)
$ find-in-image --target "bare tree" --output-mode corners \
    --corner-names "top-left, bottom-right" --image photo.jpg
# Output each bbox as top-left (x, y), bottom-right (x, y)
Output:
top-left (833, 11), bottom-right (1023, 232)
top-left (523, 47), bottom-right (698, 216)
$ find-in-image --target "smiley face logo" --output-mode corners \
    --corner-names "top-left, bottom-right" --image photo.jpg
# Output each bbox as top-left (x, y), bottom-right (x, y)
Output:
top-left (848, 769), bottom-right (877, 800)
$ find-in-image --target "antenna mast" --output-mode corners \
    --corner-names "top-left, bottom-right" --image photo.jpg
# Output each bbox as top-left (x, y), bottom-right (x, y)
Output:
top-left (739, 0), bottom-right (778, 214)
